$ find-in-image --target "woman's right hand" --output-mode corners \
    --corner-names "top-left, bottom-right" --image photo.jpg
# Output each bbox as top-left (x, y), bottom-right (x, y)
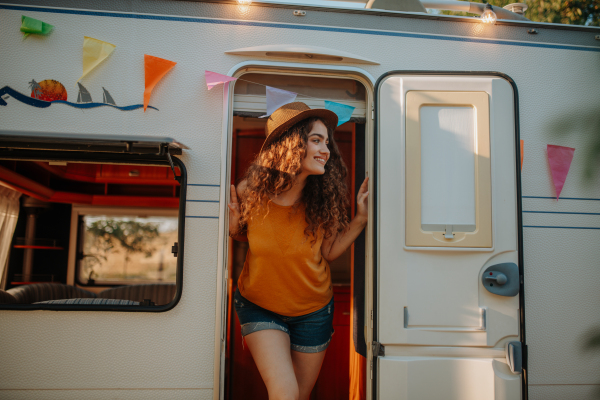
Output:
top-left (228, 184), bottom-right (241, 235)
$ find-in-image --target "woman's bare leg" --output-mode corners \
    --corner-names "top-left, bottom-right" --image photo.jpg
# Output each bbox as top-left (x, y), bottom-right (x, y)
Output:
top-left (291, 349), bottom-right (327, 400)
top-left (244, 329), bottom-right (299, 400)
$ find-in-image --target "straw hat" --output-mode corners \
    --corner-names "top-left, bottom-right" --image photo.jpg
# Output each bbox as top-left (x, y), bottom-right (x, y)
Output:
top-left (262, 102), bottom-right (338, 151)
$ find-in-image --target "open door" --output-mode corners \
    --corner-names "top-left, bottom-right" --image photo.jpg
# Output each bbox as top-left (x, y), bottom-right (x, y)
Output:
top-left (373, 72), bottom-right (524, 399)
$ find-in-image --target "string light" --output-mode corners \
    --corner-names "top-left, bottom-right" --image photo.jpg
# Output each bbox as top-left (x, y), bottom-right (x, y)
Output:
top-left (481, 3), bottom-right (497, 24)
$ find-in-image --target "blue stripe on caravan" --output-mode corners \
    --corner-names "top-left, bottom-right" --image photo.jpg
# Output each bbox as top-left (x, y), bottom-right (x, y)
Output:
top-left (186, 216), bottom-right (219, 219)
top-left (2, 5), bottom-right (600, 53)
top-left (523, 196), bottom-right (600, 201)
top-left (188, 184), bottom-right (220, 187)
top-left (186, 200), bottom-right (220, 203)
top-left (523, 211), bottom-right (600, 215)
top-left (524, 225), bottom-right (600, 230)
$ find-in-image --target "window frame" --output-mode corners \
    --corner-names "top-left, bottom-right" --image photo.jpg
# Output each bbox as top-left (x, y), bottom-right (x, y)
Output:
top-left (0, 150), bottom-right (187, 312)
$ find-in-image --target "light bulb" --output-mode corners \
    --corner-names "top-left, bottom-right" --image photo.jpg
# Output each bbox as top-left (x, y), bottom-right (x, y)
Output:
top-left (237, 0), bottom-right (252, 5)
top-left (481, 3), bottom-right (497, 24)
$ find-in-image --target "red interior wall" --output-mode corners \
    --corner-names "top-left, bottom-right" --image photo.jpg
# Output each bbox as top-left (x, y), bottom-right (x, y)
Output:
top-left (227, 124), bottom-right (355, 400)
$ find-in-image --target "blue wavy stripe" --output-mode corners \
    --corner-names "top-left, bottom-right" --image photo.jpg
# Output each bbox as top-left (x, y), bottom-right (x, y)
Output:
top-left (52, 100), bottom-right (158, 111)
top-left (0, 86), bottom-right (157, 111)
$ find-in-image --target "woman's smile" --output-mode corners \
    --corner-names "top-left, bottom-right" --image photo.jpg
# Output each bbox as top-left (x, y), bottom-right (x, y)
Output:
top-left (301, 119), bottom-right (330, 176)
top-left (314, 156), bottom-right (327, 165)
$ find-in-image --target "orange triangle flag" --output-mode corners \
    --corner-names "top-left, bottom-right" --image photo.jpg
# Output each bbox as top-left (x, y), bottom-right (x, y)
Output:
top-left (144, 54), bottom-right (176, 112)
top-left (520, 139), bottom-right (524, 170)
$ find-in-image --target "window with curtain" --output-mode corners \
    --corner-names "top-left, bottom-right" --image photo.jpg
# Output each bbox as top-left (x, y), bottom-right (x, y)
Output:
top-left (0, 186), bottom-right (21, 287)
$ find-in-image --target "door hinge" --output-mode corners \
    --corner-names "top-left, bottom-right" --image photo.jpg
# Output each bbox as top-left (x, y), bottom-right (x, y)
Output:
top-left (370, 360), bottom-right (373, 380)
top-left (372, 341), bottom-right (385, 358)
top-left (172, 242), bottom-right (178, 257)
top-left (160, 144), bottom-right (180, 183)
top-left (370, 309), bottom-right (373, 328)
top-left (371, 103), bottom-right (374, 120)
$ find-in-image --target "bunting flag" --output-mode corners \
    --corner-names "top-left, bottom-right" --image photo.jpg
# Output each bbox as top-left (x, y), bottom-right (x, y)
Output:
top-left (325, 100), bottom-right (355, 126)
top-left (520, 139), bottom-right (524, 170)
top-left (76, 37), bottom-right (116, 84)
top-left (205, 71), bottom-right (237, 90)
top-left (260, 86), bottom-right (297, 117)
top-left (20, 15), bottom-right (54, 39)
top-left (547, 144), bottom-right (575, 200)
top-left (144, 54), bottom-right (177, 112)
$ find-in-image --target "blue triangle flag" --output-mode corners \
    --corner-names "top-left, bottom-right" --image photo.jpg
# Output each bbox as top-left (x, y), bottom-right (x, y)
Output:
top-left (324, 101), bottom-right (355, 126)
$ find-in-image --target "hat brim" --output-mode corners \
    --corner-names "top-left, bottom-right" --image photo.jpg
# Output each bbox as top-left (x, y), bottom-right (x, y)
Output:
top-left (261, 108), bottom-right (339, 152)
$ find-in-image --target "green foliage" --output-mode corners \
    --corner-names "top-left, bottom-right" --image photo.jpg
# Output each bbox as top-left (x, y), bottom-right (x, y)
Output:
top-left (436, 0), bottom-right (600, 26)
top-left (549, 108), bottom-right (600, 181)
top-left (87, 219), bottom-right (159, 258)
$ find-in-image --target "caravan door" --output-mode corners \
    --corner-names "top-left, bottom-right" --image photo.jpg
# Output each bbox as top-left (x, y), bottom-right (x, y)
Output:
top-left (375, 73), bottom-right (523, 399)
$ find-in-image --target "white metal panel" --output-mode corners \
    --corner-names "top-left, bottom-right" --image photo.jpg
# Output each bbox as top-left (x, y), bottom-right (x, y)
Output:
top-left (379, 357), bottom-right (521, 400)
top-left (378, 75), bottom-right (519, 348)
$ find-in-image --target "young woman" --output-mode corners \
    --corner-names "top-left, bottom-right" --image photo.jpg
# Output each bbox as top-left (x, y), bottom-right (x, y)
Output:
top-left (228, 102), bottom-right (368, 400)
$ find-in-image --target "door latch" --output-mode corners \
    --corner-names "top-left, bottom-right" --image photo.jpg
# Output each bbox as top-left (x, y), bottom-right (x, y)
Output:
top-left (372, 341), bottom-right (385, 358)
top-left (481, 262), bottom-right (519, 297)
top-left (506, 341), bottom-right (523, 374)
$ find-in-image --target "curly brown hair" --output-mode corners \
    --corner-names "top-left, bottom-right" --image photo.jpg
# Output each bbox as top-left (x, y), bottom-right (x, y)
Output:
top-left (238, 117), bottom-right (349, 241)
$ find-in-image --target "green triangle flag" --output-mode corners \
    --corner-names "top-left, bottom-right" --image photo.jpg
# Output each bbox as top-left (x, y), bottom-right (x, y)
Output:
top-left (20, 16), bottom-right (54, 39)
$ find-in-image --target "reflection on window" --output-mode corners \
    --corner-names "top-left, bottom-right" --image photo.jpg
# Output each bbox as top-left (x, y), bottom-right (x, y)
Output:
top-left (79, 215), bottom-right (177, 284)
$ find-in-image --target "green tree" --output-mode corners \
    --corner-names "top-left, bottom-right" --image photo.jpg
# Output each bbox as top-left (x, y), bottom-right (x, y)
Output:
top-left (438, 0), bottom-right (600, 26)
top-left (87, 219), bottom-right (159, 278)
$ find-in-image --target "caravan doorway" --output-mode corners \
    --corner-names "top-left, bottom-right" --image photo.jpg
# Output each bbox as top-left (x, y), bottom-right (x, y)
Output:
top-left (225, 72), bottom-right (369, 400)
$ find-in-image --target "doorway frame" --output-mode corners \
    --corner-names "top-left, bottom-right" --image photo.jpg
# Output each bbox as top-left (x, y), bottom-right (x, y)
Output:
top-left (215, 60), bottom-right (376, 400)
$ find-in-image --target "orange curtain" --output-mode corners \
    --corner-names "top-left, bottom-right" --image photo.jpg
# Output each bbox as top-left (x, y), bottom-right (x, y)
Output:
top-left (349, 243), bottom-right (366, 400)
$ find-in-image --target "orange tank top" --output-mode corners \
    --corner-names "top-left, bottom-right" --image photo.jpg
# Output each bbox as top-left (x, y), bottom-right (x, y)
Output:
top-left (237, 201), bottom-right (333, 316)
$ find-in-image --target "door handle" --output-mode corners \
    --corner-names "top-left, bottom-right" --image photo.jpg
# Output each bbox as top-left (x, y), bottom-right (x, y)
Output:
top-left (481, 262), bottom-right (519, 297)
top-left (484, 273), bottom-right (508, 285)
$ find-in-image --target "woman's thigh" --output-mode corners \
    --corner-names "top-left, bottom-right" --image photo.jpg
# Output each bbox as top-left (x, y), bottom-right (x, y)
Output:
top-left (244, 329), bottom-right (299, 399)
top-left (291, 349), bottom-right (327, 400)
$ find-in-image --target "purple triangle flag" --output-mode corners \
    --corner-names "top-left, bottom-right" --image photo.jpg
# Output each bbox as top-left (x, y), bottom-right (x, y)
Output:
top-left (260, 86), bottom-right (297, 117)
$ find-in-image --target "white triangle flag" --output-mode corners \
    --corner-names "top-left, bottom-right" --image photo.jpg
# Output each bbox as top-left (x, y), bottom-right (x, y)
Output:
top-left (260, 86), bottom-right (297, 117)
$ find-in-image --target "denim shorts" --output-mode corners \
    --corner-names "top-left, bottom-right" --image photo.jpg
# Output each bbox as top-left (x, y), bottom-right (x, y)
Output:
top-left (233, 288), bottom-right (334, 353)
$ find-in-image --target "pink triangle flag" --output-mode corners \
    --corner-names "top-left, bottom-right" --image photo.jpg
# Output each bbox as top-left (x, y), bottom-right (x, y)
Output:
top-left (205, 70), bottom-right (237, 90)
top-left (547, 144), bottom-right (575, 200)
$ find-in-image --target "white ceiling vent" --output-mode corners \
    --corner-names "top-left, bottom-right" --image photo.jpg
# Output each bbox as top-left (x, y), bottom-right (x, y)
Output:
top-left (225, 45), bottom-right (379, 65)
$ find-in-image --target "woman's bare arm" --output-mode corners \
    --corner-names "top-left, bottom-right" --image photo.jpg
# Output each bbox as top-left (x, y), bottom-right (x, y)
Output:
top-left (321, 177), bottom-right (369, 262)
top-left (228, 181), bottom-right (248, 242)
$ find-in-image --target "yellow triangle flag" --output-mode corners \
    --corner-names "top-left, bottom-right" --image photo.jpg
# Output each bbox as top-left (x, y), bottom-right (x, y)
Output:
top-left (76, 36), bottom-right (116, 84)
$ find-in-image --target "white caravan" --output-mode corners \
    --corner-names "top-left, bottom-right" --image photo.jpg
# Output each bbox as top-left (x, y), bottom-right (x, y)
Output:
top-left (0, 1), bottom-right (599, 399)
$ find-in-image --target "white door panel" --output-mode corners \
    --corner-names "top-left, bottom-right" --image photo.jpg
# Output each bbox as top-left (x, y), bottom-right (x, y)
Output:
top-left (377, 73), bottom-right (522, 398)
top-left (379, 357), bottom-right (521, 400)
top-left (378, 75), bottom-right (520, 346)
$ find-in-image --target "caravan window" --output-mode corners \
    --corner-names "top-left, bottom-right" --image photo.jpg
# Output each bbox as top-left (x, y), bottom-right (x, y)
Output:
top-left (0, 133), bottom-right (187, 311)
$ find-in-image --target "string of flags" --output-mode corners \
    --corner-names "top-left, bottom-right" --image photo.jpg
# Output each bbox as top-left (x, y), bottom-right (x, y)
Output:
top-left (204, 70), bottom-right (355, 127)
top-left (13, 16), bottom-right (579, 198)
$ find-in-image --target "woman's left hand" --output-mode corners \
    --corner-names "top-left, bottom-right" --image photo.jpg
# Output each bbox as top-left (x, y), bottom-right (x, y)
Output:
top-left (356, 177), bottom-right (369, 223)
